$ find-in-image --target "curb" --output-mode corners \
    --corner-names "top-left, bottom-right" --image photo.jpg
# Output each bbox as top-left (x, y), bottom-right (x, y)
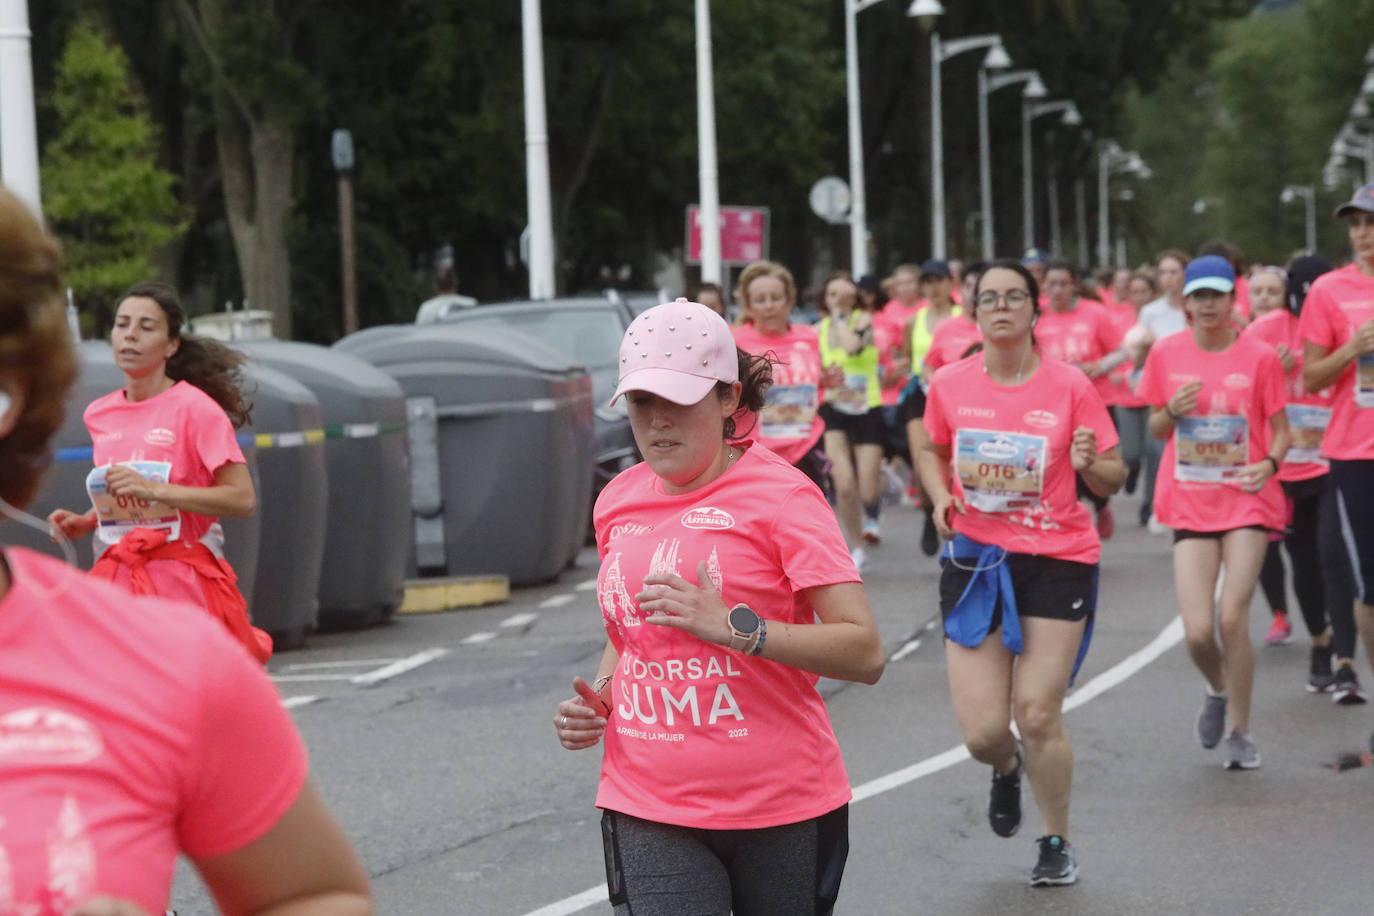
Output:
top-left (398, 575), bottom-right (510, 614)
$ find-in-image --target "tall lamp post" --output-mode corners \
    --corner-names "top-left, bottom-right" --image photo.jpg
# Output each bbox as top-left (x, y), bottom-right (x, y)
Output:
top-left (1280, 185), bottom-right (1317, 253)
top-left (976, 69), bottom-right (1045, 259)
top-left (0, 0), bottom-right (41, 217)
top-left (1097, 141), bottom-right (1149, 268)
top-left (1022, 100), bottom-right (1080, 252)
top-left (910, 2), bottom-right (1008, 259)
top-left (331, 129), bottom-right (358, 336)
top-left (844, 0), bottom-right (903, 276)
top-left (695, 0), bottom-right (721, 285)
top-left (521, 0), bottom-right (555, 299)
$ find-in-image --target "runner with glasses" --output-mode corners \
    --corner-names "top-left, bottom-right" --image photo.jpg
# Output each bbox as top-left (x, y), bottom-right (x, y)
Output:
top-left (919, 260), bottom-right (1124, 887)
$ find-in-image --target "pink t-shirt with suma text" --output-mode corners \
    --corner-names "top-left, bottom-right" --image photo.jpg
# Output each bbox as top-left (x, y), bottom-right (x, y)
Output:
top-left (1243, 309), bottom-right (1334, 482)
top-left (1034, 300), bottom-right (1124, 406)
top-left (1137, 331), bottom-right (1286, 532)
top-left (731, 323), bottom-right (824, 464)
top-left (592, 445), bottom-right (857, 829)
top-left (0, 548), bottom-right (306, 914)
top-left (1298, 264), bottom-right (1374, 460)
top-left (923, 356), bottom-right (1119, 564)
top-left (84, 381), bottom-right (247, 607)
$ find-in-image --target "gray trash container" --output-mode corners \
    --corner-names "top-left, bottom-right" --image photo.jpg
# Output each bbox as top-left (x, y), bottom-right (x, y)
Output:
top-left (227, 363), bottom-right (328, 649)
top-left (19, 342), bottom-right (262, 604)
top-left (335, 322), bottom-right (595, 585)
top-left (237, 340), bottom-right (409, 629)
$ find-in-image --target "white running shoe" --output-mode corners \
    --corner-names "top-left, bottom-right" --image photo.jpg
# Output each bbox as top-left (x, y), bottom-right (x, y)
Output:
top-left (850, 546), bottom-right (868, 572)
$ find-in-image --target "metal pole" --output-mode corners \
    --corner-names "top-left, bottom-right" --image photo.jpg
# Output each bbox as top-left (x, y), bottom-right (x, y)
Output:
top-left (1048, 168), bottom-right (1061, 256)
top-left (1368, 133), bottom-right (1374, 186)
top-left (1096, 149), bottom-right (1110, 268)
top-left (1022, 102), bottom-right (1034, 253)
top-left (930, 32), bottom-right (946, 259)
top-left (337, 172), bottom-right (357, 335)
top-left (0, 0), bottom-right (42, 217)
top-left (977, 68), bottom-right (994, 260)
top-left (1075, 178), bottom-right (1088, 265)
top-left (521, 0), bottom-right (555, 299)
top-left (695, 0), bottom-right (722, 284)
top-left (844, 0), bottom-right (869, 275)
top-left (1305, 190), bottom-right (1316, 253)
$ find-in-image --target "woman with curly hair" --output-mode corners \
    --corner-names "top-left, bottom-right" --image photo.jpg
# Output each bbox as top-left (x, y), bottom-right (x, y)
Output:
top-left (47, 281), bottom-right (269, 662)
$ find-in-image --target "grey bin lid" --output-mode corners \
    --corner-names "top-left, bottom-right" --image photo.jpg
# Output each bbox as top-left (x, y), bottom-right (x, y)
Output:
top-left (334, 322), bottom-right (588, 378)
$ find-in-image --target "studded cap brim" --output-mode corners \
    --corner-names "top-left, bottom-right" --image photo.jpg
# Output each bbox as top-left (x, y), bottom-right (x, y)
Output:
top-left (609, 367), bottom-right (720, 407)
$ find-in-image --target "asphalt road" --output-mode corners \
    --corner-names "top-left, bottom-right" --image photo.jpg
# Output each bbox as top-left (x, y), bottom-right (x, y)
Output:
top-left (172, 486), bottom-right (1374, 914)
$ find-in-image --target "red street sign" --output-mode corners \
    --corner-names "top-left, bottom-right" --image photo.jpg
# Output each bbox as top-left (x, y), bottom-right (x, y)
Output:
top-left (686, 205), bottom-right (770, 265)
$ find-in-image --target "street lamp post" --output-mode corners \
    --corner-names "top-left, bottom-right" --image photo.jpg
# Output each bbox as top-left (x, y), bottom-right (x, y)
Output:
top-left (913, 3), bottom-right (1009, 259)
top-left (0, 0), bottom-right (41, 217)
top-left (331, 129), bottom-right (358, 336)
top-left (1021, 99), bottom-right (1079, 253)
top-left (976, 69), bottom-right (1045, 259)
top-left (1097, 142), bottom-right (1149, 268)
top-left (520, 0), bottom-right (555, 299)
top-left (844, 0), bottom-right (901, 276)
top-left (695, 0), bottom-right (721, 285)
top-left (1280, 185), bottom-right (1317, 253)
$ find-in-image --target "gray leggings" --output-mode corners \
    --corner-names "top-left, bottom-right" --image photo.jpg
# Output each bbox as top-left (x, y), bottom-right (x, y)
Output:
top-left (600, 806), bottom-right (849, 916)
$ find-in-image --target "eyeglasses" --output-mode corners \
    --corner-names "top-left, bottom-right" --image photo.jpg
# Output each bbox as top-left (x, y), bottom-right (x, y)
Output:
top-left (974, 289), bottom-right (1032, 310)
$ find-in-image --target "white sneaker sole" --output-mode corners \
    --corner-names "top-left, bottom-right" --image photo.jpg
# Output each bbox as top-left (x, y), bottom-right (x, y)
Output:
top-left (1031, 864), bottom-right (1078, 887)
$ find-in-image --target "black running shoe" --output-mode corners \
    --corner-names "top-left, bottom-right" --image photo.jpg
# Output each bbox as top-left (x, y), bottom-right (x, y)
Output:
top-left (1031, 835), bottom-right (1078, 887)
top-left (988, 751), bottom-right (1022, 838)
top-left (921, 512), bottom-right (939, 557)
top-left (1331, 664), bottom-right (1368, 705)
top-left (1307, 646), bottom-right (1334, 694)
top-left (1125, 463), bottom-right (1140, 495)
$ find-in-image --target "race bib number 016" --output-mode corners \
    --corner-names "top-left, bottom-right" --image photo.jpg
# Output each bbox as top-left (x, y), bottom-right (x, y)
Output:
top-left (1174, 415), bottom-right (1248, 483)
top-left (1357, 352), bottom-right (1374, 408)
top-left (954, 428), bottom-right (1046, 513)
top-left (87, 460), bottom-right (181, 544)
top-left (1284, 404), bottom-right (1332, 464)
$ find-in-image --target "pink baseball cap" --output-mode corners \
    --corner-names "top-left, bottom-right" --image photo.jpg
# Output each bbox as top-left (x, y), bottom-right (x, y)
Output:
top-left (610, 298), bottom-right (739, 406)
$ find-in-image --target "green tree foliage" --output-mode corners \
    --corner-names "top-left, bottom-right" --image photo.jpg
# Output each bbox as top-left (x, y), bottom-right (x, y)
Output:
top-left (40, 17), bottom-right (188, 318)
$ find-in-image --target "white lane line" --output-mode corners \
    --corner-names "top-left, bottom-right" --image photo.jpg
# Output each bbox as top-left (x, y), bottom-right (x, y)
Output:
top-left (889, 637), bottom-right (922, 663)
top-left (461, 632), bottom-right (498, 646)
top-left (574, 578), bottom-right (598, 592)
top-left (270, 673), bottom-right (357, 683)
top-left (350, 647), bottom-right (450, 686)
top-left (540, 594), bottom-right (576, 609)
top-left (282, 695), bottom-right (319, 709)
top-left (282, 658), bottom-right (398, 671)
top-left (502, 612), bottom-right (540, 628)
top-left (520, 615), bottom-right (1186, 916)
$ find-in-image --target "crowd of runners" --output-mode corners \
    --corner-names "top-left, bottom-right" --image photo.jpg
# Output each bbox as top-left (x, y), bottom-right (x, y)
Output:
top-left (555, 182), bottom-right (1374, 912)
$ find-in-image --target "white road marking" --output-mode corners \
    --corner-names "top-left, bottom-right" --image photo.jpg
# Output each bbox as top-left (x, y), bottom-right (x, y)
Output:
top-left (574, 578), bottom-right (598, 592)
top-left (281, 658), bottom-right (398, 670)
top-left (282, 695), bottom-right (319, 709)
top-left (270, 673), bottom-right (358, 683)
top-left (350, 647), bottom-right (451, 686)
top-left (540, 594), bottom-right (576, 608)
top-left (461, 632), bottom-right (498, 646)
top-left (889, 637), bottom-right (922, 663)
top-left (520, 615), bottom-right (1187, 916)
top-left (502, 612), bottom-right (540, 628)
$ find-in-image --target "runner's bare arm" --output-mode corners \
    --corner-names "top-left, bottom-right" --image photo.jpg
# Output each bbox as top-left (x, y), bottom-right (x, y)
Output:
top-left (106, 461), bottom-right (256, 519)
top-left (191, 780), bottom-right (372, 916)
top-left (917, 438), bottom-right (962, 539)
top-left (1303, 323), bottom-right (1374, 392)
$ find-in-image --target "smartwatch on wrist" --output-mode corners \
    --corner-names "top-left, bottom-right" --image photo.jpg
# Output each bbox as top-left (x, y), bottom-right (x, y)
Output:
top-left (727, 604), bottom-right (762, 653)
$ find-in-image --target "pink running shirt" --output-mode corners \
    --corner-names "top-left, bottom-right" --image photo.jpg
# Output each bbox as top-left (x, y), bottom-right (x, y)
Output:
top-left (84, 381), bottom-right (247, 607)
top-left (924, 314), bottom-right (983, 377)
top-left (1034, 300), bottom-right (1125, 406)
top-left (1243, 309), bottom-right (1334, 482)
top-left (1298, 264), bottom-right (1374, 460)
top-left (592, 445), bottom-right (857, 829)
top-left (923, 356), bottom-right (1119, 564)
top-left (732, 323), bottom-right (824, 464)
top-left (0, 548), bottom-right (306, 914)
top-left (1136, 332), bottom-right (1286, 531)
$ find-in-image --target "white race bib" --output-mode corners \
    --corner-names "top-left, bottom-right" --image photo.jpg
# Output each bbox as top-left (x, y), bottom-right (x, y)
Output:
top-left (1174, 416), bottom-right (1249, 483)
top-left (1284, 404), bottom-right (1332, 465)
top-left (87, 461), bottom-right (180, 544)
top-left (760, 384), bottom-right (818, 439)
top-left (954, 428), bottom-right (1046, 513)
top-left (1357, 352), bottom-right (1374, 408)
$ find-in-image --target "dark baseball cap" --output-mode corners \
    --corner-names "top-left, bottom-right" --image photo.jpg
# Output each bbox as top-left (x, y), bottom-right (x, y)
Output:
top-left (920, 258), bottom-right (952, 279)
top-left (1335, 182), bottom-right (1374, 218)
top-left (1021, 248), bottom-right (1046, 265)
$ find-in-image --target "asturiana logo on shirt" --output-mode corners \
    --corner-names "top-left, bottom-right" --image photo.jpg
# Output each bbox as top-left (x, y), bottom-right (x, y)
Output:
top-left (0, 707), bottom-right (103, 765)
top-left (144, 427), bottom-right (177, 447)
top-left (681, 507), bottom-right (735, 530)
top-left (1023, 409), bottom-right (1058, 429)
top-left (1223, 373), bottom-right (1251, 390)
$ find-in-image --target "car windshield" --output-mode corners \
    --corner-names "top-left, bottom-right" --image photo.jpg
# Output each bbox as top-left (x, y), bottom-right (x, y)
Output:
top-left (452, 310), bottom-right (624, 369)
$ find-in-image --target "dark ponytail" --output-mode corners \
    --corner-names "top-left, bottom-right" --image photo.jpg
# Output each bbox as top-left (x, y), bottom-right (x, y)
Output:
top-left (117, 281), bottom-right (253, 429)
top-left (718, 346), bottom-right (773, 441)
